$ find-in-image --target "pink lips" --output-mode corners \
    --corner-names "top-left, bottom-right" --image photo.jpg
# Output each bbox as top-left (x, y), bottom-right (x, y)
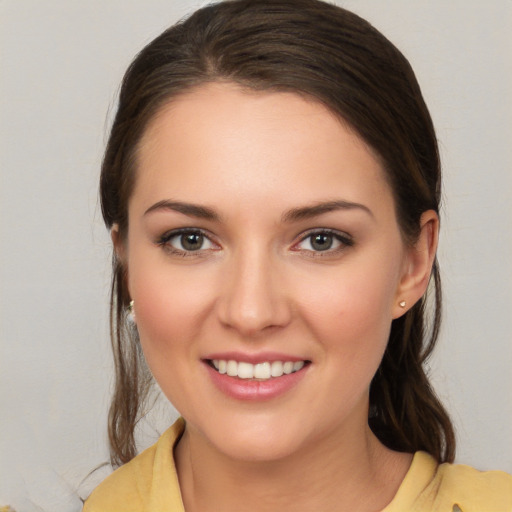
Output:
top-left (204, 351), bottom-right (306, 364)
top-left (202, 352), bottom-right (310, 401)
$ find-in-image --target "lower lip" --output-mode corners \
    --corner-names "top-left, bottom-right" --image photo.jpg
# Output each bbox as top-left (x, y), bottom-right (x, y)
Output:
top-left (204, 362), bottom-right (309, 401)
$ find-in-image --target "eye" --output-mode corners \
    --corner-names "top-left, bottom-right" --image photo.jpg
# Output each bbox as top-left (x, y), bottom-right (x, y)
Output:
top-left (303, 232), bottom-right (336, 251)
top-left (158, 229), bottom-right (217, 254)
top-left (293, 229), bottom-right (353, 254)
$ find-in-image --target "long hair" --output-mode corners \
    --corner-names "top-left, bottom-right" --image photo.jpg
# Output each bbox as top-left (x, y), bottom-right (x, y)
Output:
top-left (100, 0), bottom-right (455, 467)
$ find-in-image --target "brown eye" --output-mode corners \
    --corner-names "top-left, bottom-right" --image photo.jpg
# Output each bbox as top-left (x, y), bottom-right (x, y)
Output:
top-left (180, 232), bottom-right (204, 251)
top-left (158, 229), bottom-right (216, 254)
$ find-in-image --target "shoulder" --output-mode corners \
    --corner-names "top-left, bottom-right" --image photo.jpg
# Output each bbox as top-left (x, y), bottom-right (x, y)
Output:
top-left (434, 460), bottom-right (512, 511)
top-left (83, 419), bottom-right (185, 512)
top-left (82, 449), bottom-right (153, 511)
top-left (389, 452), bottom-right (512, 512)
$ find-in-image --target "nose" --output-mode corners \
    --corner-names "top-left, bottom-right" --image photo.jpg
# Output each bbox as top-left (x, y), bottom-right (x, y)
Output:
top-left (217, 246), bottom-right (292, 337)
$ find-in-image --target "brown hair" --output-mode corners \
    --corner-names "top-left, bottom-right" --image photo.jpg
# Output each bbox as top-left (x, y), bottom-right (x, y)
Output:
top-left (100, 0), bottom-right (455, 467)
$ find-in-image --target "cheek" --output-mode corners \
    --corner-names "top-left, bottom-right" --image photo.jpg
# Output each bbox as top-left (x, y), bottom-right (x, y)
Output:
top-left (128, 257), bottom-right (216, 360)
top-left (128, 262), bottom-right (219, 410)
top-left (296, 255), bottom-right (401, 359)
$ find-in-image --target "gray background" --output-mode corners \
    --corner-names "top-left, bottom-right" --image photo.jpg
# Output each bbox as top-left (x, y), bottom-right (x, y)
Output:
top-left (1, 1), bottom-right (511, 510)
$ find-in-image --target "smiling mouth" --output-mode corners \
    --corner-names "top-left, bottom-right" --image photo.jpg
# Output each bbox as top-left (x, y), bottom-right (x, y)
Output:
top-left (207, 359), bottom-right (309, 380)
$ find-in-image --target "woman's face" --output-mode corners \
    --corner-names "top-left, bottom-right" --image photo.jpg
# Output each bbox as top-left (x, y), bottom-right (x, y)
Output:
top-left (123, 83), bottom-right (423, 461)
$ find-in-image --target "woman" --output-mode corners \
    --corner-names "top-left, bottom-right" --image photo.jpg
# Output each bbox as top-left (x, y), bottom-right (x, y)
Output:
top-left (84, 0), bottom-right (512, 510)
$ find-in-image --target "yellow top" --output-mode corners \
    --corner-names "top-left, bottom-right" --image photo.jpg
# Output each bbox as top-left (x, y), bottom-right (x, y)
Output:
top-left (84, 418), bottom-right (512, 512)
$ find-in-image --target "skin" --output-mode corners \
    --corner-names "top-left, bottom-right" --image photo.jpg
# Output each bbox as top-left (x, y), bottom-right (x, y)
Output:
top-left (114, 82), bottom-right (438, 512)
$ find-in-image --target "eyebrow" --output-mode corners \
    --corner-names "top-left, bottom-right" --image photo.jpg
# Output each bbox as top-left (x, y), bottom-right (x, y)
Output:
top-left (144, 198), bottom-right (373, 223)
top-left (144, 200), bottom-right (220, 221)
top-left (282, 200), bottom-right (373, 222)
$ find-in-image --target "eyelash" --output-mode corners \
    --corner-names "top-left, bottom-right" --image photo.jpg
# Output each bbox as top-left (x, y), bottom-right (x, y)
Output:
top-left (156, 228), bottom-right (354, 257)
top-left (293, 229), bottom-right (354, 257)
top-left (156, 228), bottom-right (218, 257)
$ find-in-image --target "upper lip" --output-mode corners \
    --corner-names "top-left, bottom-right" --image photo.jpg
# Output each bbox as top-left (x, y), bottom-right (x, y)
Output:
top-left (203, 351), bottom-right (309, 364)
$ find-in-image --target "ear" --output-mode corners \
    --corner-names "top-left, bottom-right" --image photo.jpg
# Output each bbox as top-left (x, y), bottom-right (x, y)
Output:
top-left (111, 223), bottom-right (132, 302)
top-left (393, 210), bottom-right (439, 319)
top-left (111, 223), bottom-right (126, 263)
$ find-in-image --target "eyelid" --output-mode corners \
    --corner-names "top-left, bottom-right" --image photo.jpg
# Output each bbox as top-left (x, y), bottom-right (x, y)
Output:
top-left (155, 227), bottom-right (353, 257)
top-left (156, 227), bottom-right (220, 255)
top-left (291, 228), bottom-right (354, 253)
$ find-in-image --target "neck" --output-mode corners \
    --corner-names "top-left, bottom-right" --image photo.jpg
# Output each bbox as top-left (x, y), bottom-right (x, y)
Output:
top-left (175, 417), bottom-right (412, 512)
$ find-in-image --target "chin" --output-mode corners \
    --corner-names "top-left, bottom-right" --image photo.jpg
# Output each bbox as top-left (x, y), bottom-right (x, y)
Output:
top-left (190, 410), bottom-right (318, 463)
top-left (216, 433), bottom-right (304, 463)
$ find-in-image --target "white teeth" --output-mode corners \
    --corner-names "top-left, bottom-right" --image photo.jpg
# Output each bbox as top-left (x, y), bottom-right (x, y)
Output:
top-left (237, 362), bottom-right (254, 379)
top-left (283, 361), bottom-right (294, 374)
top-left (293, 361), bottom-right (305, 372)
top-left (254, 362), bottom-right (271, 379)
top-left (271, 361), bottom-right (283, 377)
top-left (226, 360), bottom-right (238, 377)
top-left (210, 359), bottom-right (306, 380)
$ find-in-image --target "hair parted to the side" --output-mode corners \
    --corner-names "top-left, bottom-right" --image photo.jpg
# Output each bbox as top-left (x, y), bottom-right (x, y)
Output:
top-left (100, 0), bottom-right (455, 467)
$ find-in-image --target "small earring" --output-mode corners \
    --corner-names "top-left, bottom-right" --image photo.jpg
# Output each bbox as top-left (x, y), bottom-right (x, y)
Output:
top-left (128, 300), bottom-right (136, 323)
top-left (399, 300), bottom-right (406, 308)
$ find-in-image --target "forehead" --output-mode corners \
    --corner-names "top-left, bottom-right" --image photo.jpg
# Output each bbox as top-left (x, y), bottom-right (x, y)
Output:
top-left (132, 82), bottom-right (393, 216)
